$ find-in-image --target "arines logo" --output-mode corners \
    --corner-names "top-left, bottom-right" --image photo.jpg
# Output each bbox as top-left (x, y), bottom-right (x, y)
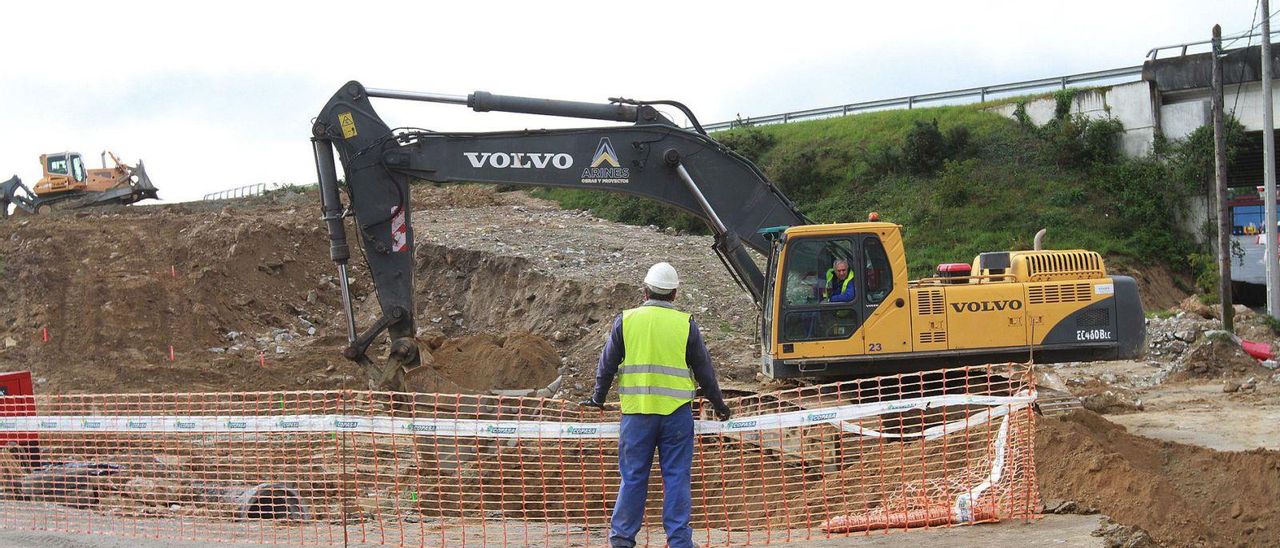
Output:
top-left (580, 138), bottom-right (630, 184)
top-left (949, 300), bottom-right (1023, 313)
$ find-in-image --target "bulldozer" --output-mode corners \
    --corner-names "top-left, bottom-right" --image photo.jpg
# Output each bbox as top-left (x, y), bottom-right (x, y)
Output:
top-left (1, 151), bottom-right (159, 218)
top-left (310, 82), bottom-right (1145, 390)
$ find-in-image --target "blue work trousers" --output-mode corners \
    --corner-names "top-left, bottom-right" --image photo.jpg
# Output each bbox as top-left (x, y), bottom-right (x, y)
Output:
top-left (610, 403), bottom-right (694, 548)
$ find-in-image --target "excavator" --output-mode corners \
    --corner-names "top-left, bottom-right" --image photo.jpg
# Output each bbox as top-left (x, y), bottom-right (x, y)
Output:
top-left (311, 81), bottom-right (1145, 390)
top-left (1, 151), bottom-right (158, 218)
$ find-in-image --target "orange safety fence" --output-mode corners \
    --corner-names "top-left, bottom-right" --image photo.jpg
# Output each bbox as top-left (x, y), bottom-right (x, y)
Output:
top-left (0, 363), bottom-right (1039, 546)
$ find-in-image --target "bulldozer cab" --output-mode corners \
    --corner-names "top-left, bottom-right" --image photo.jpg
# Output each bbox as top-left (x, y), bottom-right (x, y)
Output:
top-left (36, 153), bottom-right (87, 195)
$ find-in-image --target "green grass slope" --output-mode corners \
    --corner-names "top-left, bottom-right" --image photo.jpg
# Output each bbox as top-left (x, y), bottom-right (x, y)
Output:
top-left (535, 95), bottom-right (1228, 282)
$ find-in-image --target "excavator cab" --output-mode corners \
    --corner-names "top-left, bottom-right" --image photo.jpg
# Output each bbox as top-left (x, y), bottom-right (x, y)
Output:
top-left (761, 222), bottom-right (912, 377)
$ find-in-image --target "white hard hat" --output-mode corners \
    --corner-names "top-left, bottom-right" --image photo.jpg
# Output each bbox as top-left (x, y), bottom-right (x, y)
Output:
top-left (643, 262), bottom-right (680, 292)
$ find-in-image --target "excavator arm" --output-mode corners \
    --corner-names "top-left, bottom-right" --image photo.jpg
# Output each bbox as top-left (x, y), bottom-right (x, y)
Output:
top-left (311, 81), bottom-right (808, 389)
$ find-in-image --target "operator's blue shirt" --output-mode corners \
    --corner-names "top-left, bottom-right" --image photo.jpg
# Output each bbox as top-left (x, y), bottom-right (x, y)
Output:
top-left (827, 275), bottom-right (857, 303)
top-left (591, 300), bottom-right (726, 409)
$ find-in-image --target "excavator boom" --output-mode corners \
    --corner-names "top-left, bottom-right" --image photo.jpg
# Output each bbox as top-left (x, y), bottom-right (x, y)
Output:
top-left (312, 81), bottom-right (809, 389)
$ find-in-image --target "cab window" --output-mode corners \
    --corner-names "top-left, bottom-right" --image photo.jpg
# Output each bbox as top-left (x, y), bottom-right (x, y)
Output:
top-left (862, 236), bottom-right (892, 304)
top-left (782, 239), bottom-right (855, 306)
top-left (47, 157), bottom-right (68, 175)
top-left (780, 238), bottom-right (858, 342)
top-left (71, 156), bottom-right (86, 182)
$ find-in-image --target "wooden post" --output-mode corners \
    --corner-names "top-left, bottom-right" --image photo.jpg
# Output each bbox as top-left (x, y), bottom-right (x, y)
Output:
top-left (1214, 25), bottom-right (1234, 332)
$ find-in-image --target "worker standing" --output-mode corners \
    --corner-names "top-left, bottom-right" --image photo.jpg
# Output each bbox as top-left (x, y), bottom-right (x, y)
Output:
top-left (581, 262), bottom-right (731, 548)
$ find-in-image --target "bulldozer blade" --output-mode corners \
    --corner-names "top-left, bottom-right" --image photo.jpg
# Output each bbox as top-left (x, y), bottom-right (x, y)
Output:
top-left (128, 160), bottom-right (159, 201)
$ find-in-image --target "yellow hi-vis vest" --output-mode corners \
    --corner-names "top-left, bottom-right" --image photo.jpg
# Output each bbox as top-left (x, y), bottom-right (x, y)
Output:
top-left (618, 305), bottom-right (695, 415)
top-left (823, 269), bottom-right (854, 299)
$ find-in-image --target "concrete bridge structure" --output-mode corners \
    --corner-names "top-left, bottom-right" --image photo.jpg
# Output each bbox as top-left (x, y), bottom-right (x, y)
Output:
top-left (989, 42), bottom-right (1280, 250)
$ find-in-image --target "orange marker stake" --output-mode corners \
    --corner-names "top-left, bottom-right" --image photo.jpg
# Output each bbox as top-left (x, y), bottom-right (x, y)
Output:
top-left (169, 345), bottom-right (175, 362)
top-left (41, 327), bottom-right (48, 342)
top-left (171, 265), bottom-right (177, 278)
top-left (259, 352), bottom-right (266, 367)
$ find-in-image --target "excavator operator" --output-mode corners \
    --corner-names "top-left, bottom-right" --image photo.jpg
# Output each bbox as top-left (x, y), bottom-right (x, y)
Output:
top-left (581, 262), bottom-right (731, 548)
top-left (823, 259), bottom-right (857, 303)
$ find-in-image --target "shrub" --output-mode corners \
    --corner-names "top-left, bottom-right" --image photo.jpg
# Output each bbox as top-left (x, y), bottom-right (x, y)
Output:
top-left (717, 125), bottom-right (777, 164)
top-left (1048, 187), bottom-right (1086, 207)
top-left (945, 126), bottom-right (973, 159)
top-left (1053, 89), bottom-right (1077, 120)
top-left (1187, 252), bottom-right (1219, 296)
top-left (866, 144), bottom-right (901, 177)
top-left (902, 119), bottom-right (947, 175)
top-left (1081, 116), bottom-right (1125, 164)
top-left (932, 159), bottom-right (980, 208)
top-left (1040, 114), bottom-right (1124, 168)
top-left (1013, 102), bottom-right (1034, 130)
top-left (765, 144), bottom-right (850, 205)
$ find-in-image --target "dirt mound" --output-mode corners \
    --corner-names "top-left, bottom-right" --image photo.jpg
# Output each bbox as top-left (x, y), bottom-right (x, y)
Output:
top-left (1113, 263), bottom-right (1190, 312)
top-left (411, 185), bottom-right (500, 210)
top-left (1175, 335), bottom-right (1273, 381)
top-left (419, 332), bottom-right (560, 392)
top-left (1037, 410), bottom-right (1280, 547)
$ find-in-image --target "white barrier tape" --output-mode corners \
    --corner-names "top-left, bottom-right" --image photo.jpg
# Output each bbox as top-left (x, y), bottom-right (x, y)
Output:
top-left (953, 414), bottom-right (1012, 522)
top-left (833, 401), bottom-right (1028, 441)
top-left (0, 392), bottom-right (1034, 440)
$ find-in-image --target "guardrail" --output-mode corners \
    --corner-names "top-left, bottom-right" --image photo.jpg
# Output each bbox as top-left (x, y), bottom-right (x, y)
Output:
top-left (202, 183), bottom-right (268, 201)
top-left (704, 28), bottom-right (1280, 132)
top-left (702, 66), bottom-right (1142, 131)
top-left (1146, 28), bottom-right (1280, 60)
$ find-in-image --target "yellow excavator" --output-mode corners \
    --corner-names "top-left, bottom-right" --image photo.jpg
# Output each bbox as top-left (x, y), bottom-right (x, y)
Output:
top-left (310, 82), bottom-right (1144, 389)
top-left (1, 151), bottom-right (158, 218)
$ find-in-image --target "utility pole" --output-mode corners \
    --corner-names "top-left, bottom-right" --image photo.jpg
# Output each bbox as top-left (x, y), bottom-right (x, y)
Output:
top-left (1214, 25), bottom-right (1235, 332)
top-left (1264, 0), bottom-right (1279, 318)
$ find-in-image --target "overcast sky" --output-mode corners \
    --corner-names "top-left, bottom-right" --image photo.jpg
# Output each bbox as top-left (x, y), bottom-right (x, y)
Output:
top-left (0, 1), bottom-right (1263, 203)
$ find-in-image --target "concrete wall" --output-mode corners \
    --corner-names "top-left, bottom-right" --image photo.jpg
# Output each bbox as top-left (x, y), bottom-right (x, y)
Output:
top-left (989, 81), bottom-right (1156, 157)
top-left (1159, 82), bottom-right (1280, 140)
top-left (1160, 99), bottom-right (1210, 140)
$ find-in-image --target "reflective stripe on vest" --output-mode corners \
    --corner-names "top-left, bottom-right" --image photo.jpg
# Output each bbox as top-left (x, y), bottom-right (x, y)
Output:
top-left (824, 269), bottom-right (853, 299)
top-left (618, 305), bottom-right (694, 415)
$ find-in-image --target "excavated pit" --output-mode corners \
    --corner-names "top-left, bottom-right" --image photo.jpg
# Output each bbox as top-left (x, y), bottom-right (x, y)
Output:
top-left (399, 243), bottom-right (637, 395)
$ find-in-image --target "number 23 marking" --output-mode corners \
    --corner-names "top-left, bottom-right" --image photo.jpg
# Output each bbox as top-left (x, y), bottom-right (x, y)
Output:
top-left (868, 343), bottom-right (882, 352)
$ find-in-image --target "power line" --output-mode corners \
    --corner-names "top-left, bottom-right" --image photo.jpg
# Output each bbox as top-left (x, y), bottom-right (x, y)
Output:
top-left (1230, 0), bottom-right (1262, 117)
